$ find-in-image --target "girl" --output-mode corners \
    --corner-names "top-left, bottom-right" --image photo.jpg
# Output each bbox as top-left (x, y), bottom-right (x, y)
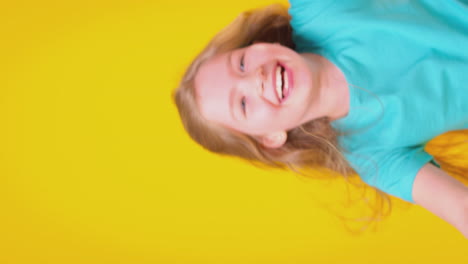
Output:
top-left (174, 1), bottom-right (468, 237)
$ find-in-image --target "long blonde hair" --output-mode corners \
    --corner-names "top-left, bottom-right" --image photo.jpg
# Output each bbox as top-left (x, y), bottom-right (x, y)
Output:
top-left (173, 4), bottom-right (391, 232)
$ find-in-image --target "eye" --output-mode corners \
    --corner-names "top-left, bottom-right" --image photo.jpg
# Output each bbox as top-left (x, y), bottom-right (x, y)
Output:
top-left (240, 97), bottom-right (247, 115)
top-left (239, 54), bottom-right (245, 72)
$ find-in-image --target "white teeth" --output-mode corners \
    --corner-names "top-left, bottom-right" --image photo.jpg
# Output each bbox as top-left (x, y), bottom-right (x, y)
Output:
top-left (276, 66), bottom-right (283, 100)
top-left (284, 68), bottom-right (288, 92)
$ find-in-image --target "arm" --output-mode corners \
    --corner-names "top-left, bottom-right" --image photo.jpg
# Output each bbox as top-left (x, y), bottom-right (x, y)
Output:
top-left (413, 163), bottom-right (468, 238)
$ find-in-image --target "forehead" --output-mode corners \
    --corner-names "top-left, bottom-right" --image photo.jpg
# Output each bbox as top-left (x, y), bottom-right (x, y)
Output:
top-left (194, 52), bottom-right (235, 127)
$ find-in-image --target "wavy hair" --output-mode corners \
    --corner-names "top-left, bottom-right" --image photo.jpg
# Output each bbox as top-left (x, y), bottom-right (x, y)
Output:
top-left (173, 4), bottom-right (391, 233)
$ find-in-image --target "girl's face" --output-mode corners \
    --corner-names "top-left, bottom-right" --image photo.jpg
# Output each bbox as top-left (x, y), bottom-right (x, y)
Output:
top-left (194, 43), bottom-right (319, 136)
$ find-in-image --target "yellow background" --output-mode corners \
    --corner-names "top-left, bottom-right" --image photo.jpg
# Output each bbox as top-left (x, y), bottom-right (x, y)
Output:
top-left (1, 0), bottom-right (467, 263)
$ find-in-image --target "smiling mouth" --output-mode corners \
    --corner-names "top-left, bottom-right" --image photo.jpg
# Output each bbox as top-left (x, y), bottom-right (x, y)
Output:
top-left (275, 63), bottom-right (291, 103)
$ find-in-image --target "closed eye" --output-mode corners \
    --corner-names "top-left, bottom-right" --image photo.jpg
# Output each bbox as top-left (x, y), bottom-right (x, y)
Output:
top-left (239, 54), bottom-right (245, 72)
top-left (241, 97), bottom-right (247, 116)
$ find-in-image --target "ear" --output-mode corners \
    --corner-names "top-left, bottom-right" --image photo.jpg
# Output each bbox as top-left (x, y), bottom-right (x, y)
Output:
top-left (260, 131), bottom-right (287, 149)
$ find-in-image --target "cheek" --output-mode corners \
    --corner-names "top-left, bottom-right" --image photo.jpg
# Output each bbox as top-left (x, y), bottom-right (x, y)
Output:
top-left (248, 107), bottom-right (283, 132)
top-left (249, 104), bottom-right (271, 121)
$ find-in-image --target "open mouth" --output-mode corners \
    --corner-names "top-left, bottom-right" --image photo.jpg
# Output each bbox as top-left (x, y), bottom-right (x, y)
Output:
top-left (274, 63), bottom-right (291, 103)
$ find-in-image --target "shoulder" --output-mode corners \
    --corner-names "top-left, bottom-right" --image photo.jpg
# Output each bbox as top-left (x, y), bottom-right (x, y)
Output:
top-left (288, 0), bottom-right (341, 24)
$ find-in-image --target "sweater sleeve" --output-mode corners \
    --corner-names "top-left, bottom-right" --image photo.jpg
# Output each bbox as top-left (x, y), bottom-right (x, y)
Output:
top-left (347, 146), bottom-right (435, 203)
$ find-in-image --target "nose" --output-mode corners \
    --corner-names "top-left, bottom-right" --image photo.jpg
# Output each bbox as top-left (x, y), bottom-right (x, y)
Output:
top-left (255, 67), bottom-right (265, 96)
top-left (240, 66), bottom-right (277, 106)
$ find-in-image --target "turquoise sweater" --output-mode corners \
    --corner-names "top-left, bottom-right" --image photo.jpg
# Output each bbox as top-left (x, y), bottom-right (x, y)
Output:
top-left (289, 0), bottom-right (468, 202)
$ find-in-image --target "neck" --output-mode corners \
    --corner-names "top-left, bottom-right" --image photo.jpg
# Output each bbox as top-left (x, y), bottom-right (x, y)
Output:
top-left (302, 53), bottom-right (350, 122)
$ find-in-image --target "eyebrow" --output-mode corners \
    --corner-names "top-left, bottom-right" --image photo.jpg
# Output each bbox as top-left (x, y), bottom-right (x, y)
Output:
top-left (227, 51), bottom-right (239, 122)
top-left (228, 50), bottom-right (233, 72)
